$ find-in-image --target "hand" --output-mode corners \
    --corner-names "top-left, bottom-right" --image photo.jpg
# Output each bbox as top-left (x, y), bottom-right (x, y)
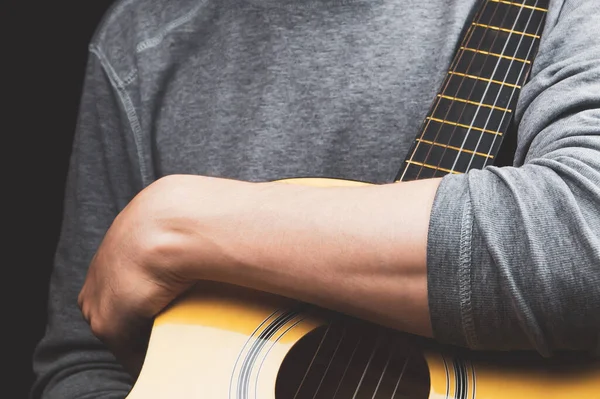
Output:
top-left (77, 174), bottom-right (258, 376)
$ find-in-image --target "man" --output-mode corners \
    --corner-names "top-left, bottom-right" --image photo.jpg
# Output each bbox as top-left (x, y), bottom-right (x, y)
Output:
top-left (32, 0), bottom-right (600, 397)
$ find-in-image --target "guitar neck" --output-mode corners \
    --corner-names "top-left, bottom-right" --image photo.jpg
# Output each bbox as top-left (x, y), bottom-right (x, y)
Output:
top-left (396, 0), bottom-right (549, 182)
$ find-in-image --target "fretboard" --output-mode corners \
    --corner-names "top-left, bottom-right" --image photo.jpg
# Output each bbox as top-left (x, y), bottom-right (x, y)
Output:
top-left (396, 0), bottom-right (549, 182)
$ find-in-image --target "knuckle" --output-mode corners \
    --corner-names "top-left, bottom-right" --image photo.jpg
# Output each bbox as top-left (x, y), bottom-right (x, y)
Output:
top-left (89, 316), bottom-right (112, 341)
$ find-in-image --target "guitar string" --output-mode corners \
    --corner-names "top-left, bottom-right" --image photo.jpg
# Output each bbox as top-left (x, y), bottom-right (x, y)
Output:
top-left (370, 337), bottom-right (398, 399)
top-left (292, 322), bottom-right (333, 399)
top-left (389, 353), bottom-right (411, 399)
top-left (350, 330), bottom-right (384, 399)
top-left (397, 0), bottom-right (498, 181)
top-left (468, 0), bottom-right (544, 170)
top-left (422, 0), bottom-right (514, 178)
top-left (443, 0), bottom-right (528, 174)
top-left (412, 0), bottom-right (506, 180)
top-left (449, 0), bottom-right (543, 174)
top-left (397, 1), bottom-right (484, 181)
top-left (310, 327), bottom-right (348, 399)
top-left (478, 1), bottom-right (545, 168)
top-left (430, 0), bottom-right (517, 177)
top-left (332, 332), bottom-right (364, 399)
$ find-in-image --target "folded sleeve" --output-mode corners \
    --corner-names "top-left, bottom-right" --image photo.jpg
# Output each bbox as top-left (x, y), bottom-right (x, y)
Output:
top-left (426, 0), bottom-right (600, 356)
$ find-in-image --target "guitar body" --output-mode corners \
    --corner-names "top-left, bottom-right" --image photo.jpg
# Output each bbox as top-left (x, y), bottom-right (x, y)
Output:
top-left (126, 178), bottom-right (600, 399)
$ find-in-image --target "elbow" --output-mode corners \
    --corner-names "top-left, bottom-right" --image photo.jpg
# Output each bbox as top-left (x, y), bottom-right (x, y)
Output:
top-left (468, 156), bottom-right (600, 356)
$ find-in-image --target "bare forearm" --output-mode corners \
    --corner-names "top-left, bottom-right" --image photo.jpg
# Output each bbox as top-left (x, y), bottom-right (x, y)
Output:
top-left (186, 177), bottom-right (442, 338)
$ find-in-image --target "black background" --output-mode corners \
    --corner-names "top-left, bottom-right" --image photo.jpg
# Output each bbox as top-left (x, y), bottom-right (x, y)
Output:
top-left (6, 1), bottom-right (115, 397)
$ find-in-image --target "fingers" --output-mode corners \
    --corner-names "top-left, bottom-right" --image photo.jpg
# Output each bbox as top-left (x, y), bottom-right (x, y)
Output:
top-left (106, 316), bottom-right (153, 378)
top-left (78, 280), bottom-right (153, 379)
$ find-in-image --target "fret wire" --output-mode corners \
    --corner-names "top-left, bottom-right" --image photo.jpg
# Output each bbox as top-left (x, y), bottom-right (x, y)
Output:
top-left (398, 0), bottom-right (517, 181)
top-left (466, 25), bottom-right (538, 60)
top-left (405, 0), bottom-right (503, 181)
top-left (435, 0), bottom-right (517, 176)
top-left (489, 0), bottom-right (548, 13)
top-left (449, 0), bottom-right (531, 174)
top-left (398, 0), bottom-right (549, 182)
top-left (426, 117), bottom-right (503, 136)
top-left (480, 0), bottom-right (548, 168)
top-left (465, 0), bottom-right (543, 173)
top-left (460, 46), bottom-right (530, 64)
top-left (416, 138), bottom-right (495, 159)
top-left (448, 71), bottom-right (522, 89)
top-left (472, 22), bottom-right (541, 39)
top-left (479, 0), bottom-right (547, 35)
top-left (400, 18), bottom-right (483, 181)
top-left (454, 52), bottom-right (525, 87)
top-left (437, 94), bottom-right (511, 113)
top-left (431, 99), bottom-right (507, 138)
top-left (405, 160), bottom-right (463, 175)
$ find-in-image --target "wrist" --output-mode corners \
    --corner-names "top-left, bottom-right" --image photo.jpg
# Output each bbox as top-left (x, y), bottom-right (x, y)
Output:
top-left (179, 178), bottom-right (318, 284)
top-left (170, 176), bottom-right (277, 281)
top-left (198, 179), bottom-right (346, 291)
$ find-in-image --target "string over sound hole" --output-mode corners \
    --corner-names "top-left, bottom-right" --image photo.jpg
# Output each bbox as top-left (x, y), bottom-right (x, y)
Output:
top-left (276, 318), bottom-right (430, 399)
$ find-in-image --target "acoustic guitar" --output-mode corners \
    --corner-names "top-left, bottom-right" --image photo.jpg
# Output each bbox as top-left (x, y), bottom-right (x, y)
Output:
top-left (126, 1), bottom-right (600, 397)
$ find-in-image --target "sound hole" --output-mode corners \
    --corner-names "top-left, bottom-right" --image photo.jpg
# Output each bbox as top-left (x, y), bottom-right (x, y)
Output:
top-left (275, 318), bottom-right (430, 399)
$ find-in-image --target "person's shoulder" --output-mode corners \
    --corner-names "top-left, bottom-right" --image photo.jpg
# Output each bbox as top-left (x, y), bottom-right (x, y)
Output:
top-left (88, 0), bottom-right (208, 82)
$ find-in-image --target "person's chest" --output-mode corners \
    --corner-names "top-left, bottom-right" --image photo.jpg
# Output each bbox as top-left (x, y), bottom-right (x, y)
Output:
top-left (138, 0), bottom-right (479, 183)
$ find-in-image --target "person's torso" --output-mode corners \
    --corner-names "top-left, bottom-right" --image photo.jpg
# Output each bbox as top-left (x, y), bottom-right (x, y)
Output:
top-left (95, 0), bottom-right (480, 184)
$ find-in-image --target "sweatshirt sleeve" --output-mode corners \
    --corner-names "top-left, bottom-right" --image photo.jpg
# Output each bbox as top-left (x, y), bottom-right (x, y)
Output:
top-left (427, 0), bottom-right (600, 356)
top-left (30, 47), bottom-right (144, 399)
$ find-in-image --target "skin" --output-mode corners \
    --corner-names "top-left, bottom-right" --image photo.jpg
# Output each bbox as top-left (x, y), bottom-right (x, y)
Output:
top-left (78, 174), bottom-right (442, 377)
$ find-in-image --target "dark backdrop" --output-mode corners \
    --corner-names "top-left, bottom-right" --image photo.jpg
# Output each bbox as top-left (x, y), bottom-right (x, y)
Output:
top-left (6, 2), bottom-right (114, 398)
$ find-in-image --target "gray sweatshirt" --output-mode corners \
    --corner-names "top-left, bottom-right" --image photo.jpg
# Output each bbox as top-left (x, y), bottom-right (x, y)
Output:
top-left (31, 0), bottom-right (600, 397)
